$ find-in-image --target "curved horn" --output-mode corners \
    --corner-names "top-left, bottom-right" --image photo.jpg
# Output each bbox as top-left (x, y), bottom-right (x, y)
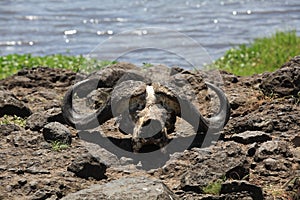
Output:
top-left (153, 82), bottom-right (230, 134)
top-left (179, 82), bottom-right (230, 133)
top-left (205, 82), bottom-right (231, 130)
top-left (62, 78), bottom-right (113, 130)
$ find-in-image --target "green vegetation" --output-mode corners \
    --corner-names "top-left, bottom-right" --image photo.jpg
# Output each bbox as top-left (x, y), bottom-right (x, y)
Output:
top-left (211, 30), bottom-right (300, 76)
top-left (51, 141), bottom-right (69, 151)
top-left (202, 178), bottom-right (225, 195)
top-left (0, 54), bottom-right (116, 79)
top-left (142, 62), bottom-right (154, 68)
top-left (0, 115), bottom-right (26, 127)
top-left (0, 31), bottom-right (299, 79)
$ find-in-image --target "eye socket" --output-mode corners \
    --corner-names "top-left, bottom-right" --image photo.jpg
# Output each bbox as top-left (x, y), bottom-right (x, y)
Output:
top-left (129, 102), bottom-right (145, 114)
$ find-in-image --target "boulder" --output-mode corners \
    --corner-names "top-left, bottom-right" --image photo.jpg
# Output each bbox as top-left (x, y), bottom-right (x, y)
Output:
top-left (260, 56), bottom-right (300, 97)
top-left (179, 142), bottom-right (250, 193)
top-left (26, 108), bottom-right (65, 131)
top-left (42, 122), bottom-right (71, 144)
top-left (61, 177), bottom-right (178, 200)
top-left (67, 153), bottom-right (107, 180)
top-left (0, 90), bottom-right (32, 118)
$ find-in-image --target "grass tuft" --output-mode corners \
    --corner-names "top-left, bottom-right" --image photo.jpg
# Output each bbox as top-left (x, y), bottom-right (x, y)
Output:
top-left (211, 30), bottom-right (300, 76)
top-left (0, 115), bottom-right (26, 127)
top-left (202, 178), bottom-right (225, 195)
top-left (51, 141), bottom-right (69, 151)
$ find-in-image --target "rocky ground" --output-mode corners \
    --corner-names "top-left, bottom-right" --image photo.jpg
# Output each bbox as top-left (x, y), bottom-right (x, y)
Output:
top-left (0, 56), bottom-right (299, 200)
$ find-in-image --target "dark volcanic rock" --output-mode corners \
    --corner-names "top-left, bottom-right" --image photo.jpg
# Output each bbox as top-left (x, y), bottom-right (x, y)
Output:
top-left (260, 56), bottom-right (300, 97)
top-left (0, 124), bottom-right (20, 136)
top-left (0, 58), bottom-right (299, 200)
top-left (26, 112), bottom-right (47, 131)
top-left (26, 108), bottom-right (65, 131)
top-left (0, 67), bottom-right (77, 90)
top-left (220, 180), bottom-right (263, 200)
top-left (67, 153), bottom-right (107, 180)
top-left (178, 142), bottom-right (250, 193)
top-left (42, 122), bottom-right (71, 144)
top-left (254, 140), bottom-right (293, 162)
top-left (61, 177), bottom-right (178, 200)
top-left (0, 90), bottom-right (32, 118)
top-left (292, 136), bottom-right (300, 147)
top-left (230, 131), bottom-right (272, 144)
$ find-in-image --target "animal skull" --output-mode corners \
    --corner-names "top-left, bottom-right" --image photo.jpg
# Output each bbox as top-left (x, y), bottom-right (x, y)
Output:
top-left (61, 64), bottom-right (231, 153)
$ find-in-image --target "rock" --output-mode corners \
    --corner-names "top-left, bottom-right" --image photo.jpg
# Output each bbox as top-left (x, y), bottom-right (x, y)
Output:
top-left (42, 122), bottom-right (71, 144)
top-left (220, 180), bottom-right (263, 200)
top-left (67, 153), bottom-right (107, 180)
top-left (0, 90), bottom-right (32, 118)
top-left (260, 56), bottom-right (300, 97)
top-left (80, 140), bottom-right (121, 167)
top-left (0, 67), bottom-right (77, 90)
top-left (0, 62), bottom-right (299, 199)
top-left (225, 165), bottom-right (250, 181)
top-left (179, 142), bottom-right (250, 193)
top-left (18, 179), bottom-right (27, 186)
top-left (0, 124), bottom-right (20, 136)
top-left (230, 97), bottom-right (246, 110)
top-left (254, 141), bottom-right (293, 162)
top-left (31, 189), bottom-right (52, 200)
top-left (26, 112), bottom-right (47, 131)
top-left (263, 158), bottom-right (288, 171)
top-left (292, 136), bottom-right (300, 147)
top-left (61, 177), bottom-right (178, 200)
top-left (230, 131), bottom-right (272, 144)
top-left (26, 108), bottom-right (65, 131)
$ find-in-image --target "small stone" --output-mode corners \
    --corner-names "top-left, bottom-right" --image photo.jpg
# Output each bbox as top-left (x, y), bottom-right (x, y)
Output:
top-left (231, 131), bottom-right (272, 144)
top-left (32, 189), bottom-right (52, 200)
top-left (5, 185), bottom-right (12, 192)
top-left (247, 143), bottom-right (257, 157)
top-left (18, 178), bottom-right (27, 186)
top-left (29, 181), bottom-right (38, 190)
top-left (119, 157), bottom-right (134, 165)
top-left (67, 153), bottom-right (107, 180)
top-left (43, 122), bottom-right (71, 144)
top-left (292, 136), bottom-right (300, 147)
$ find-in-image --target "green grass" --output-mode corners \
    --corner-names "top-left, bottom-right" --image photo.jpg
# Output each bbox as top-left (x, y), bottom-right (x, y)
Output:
top-left (0, 31), bottom-right (299, 79)
top-left (0, 54), bottom-right (116, 79)
top-left (202, 178), bottom-right (224, 195)
top-left (211, 30), bottom-right (300, 76)
top-left (0, 115), bottom-right (26, 128)
top-left (51, 141), bottom-right (69, 151)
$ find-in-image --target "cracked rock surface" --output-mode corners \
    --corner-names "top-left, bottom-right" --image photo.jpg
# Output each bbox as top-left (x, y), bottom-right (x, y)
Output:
top-left (0, 58), bottom-right (299, 199)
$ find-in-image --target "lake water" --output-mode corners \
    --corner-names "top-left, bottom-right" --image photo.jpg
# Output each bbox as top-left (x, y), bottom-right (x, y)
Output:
top-left (0, 0), bottom-right (299, 67)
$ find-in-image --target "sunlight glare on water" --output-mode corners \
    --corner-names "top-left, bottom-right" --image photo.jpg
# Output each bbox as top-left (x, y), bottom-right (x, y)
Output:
top-left (0, 0), bottom-right (299, 66)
